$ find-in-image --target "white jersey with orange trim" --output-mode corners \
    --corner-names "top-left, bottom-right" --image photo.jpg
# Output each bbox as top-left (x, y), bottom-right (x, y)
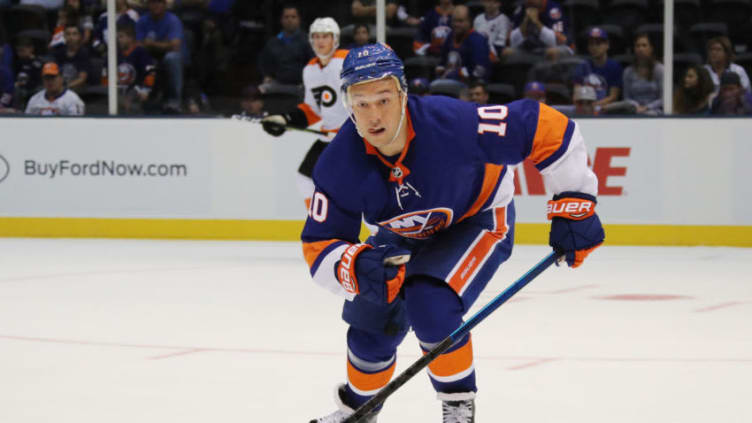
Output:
top-left (297, 49), bottom-right (350, 136)
top-left (25, 88), bottom-right (85, 116)
top-left (301, 95), bottom-right (597, 298)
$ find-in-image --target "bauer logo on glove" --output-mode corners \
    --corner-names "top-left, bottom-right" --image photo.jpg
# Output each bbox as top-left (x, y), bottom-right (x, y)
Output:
top-left (547, 192), bottom-right (605, 268)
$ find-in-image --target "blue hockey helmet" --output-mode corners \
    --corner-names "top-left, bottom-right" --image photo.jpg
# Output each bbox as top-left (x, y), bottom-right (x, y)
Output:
top-left (340, 43), bottom-right (408, 95)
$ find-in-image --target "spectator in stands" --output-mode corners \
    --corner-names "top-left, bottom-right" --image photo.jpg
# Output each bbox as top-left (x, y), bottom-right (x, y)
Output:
top-left (351, 0), bottom-right (399, 25)
top-left (13, 37), bottom-right (43, 109)
top-left (25, 62), bottom-right (85, 115)
top-left (63, 0), bottom-right (94, 45)
top-left (572, 85), bottom-right (597, 116)
top-left (111, 22), bottom-right (156, 114)
top-left (435, 5), bottom-right (490, 81)
top-left (349, 24), bottom-right (371, 49)
top-left (50, 5), bottom-right (78, 49)
top-left (240, 84), bottom-right (264, 118)
top-left (704, 36), bottom-right (751, 95)
top-left (92, 0), bottom-right (139, 55)
top-left (710, 71), bottom-right (752, 115)
top-left (53, 24), bottom-right (92, 92)
top-left (413, 0), bottom-right (454, 56)
top-left (523, 80), bottom-right (546, 103)
top-left (408, 77), bottom-right (430, 95)
top-left (573, 27), bottom-right (622, 108)
top-left (473, 0), bottom-right (511, 63)
top-left (508, 0), bottom-right (570, 60)
top-left (0, 61), bottom-right (14, 113)
top-left (257, 5), bottom-right (312, 86)
top-left (137, 0), bottom-right (187, 111)
top-left (468, 80), bottom-right (490, 104)
top-left (621, 32), bottom-right (663, 115)
top-left (673, 64), bottom-right (713, 115)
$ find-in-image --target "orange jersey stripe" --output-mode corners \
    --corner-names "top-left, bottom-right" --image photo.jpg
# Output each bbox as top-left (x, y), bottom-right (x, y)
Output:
top-left (458, 163), bottom-right (504, 223)
top-left (427, 337), bottom-right (474, 378)
top-left (297, 103), bottom-right (322, 126)
top-left (302, 239), bottom-right (339, 268)
top-left (448, 208), bottom-right (508, 295)
top-left (347, 360), bottom-right (396, 392)
top-left (528, 103), bottom-right (570, 165)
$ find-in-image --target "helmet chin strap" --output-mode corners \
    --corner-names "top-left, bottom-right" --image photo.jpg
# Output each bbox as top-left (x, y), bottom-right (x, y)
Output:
top-left (380, 92), bottom-right (408, 152)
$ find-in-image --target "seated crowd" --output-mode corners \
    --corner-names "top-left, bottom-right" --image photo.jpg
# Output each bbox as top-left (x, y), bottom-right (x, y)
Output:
top-left (1, 0), bottom-right (751, 116)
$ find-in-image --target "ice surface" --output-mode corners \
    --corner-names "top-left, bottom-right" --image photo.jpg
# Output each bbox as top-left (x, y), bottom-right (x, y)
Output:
top-left (1, 239), bottom-right (750, 422)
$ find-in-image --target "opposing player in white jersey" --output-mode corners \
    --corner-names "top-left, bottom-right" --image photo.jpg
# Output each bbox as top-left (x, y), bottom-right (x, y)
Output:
top-left (261, 17), bottom-right (349, 206)
top-left (25, 62), bottom-right (85, 116)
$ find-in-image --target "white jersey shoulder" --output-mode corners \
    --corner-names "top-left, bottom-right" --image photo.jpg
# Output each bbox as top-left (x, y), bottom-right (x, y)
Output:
top-left (25, 89), bottom-right (85, 116)
top-left (301, 49), bottom-right (349, 133)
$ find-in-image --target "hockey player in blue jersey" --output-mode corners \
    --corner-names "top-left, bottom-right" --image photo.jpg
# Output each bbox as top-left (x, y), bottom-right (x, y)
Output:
top-left (302, 43), bottom-right (604, 423)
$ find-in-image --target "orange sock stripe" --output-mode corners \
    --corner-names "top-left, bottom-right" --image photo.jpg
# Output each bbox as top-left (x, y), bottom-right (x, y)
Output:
top-left (426, 337), bottom-right (474, 378)
top-left (347, 360), bottom-right (396, 392)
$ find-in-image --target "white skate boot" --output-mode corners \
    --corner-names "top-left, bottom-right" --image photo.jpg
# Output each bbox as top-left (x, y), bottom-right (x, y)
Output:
top-left (309, 384), bottom-right (378, 423)
top-left (439, 392), bottom-right (475, 423)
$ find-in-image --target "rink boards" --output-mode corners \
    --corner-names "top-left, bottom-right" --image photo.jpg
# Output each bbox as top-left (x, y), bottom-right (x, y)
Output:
top-left (0, 116), bottom-right (750, 246)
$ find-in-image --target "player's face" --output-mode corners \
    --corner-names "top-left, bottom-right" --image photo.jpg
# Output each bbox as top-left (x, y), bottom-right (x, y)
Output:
top-left (349, 78), bottom-right (405, 151)
top-left (311, 33), bottom-right (334, 57)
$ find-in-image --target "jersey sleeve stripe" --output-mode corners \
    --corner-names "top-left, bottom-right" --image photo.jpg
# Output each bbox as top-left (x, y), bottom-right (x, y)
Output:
top-left (527, 102), bottom-right (570, 167)
top-left (297, 103), bottom-right (322, 126)
top-left (535, 120), bottom-right (574, 171)
top-left (458, 163), bottom-right (504, 223)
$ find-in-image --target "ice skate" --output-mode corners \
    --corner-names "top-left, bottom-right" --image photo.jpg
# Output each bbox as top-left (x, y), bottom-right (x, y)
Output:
top-left (309, 384), bottom-right (378, 423)
top-left (440, 393), bottom-right (475, 423)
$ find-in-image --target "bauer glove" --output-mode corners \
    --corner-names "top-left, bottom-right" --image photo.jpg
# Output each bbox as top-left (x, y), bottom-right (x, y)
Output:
top-left (261, 114), bottom-right (287, 137)
top-left (335, 244), bottom-right (410, 304)
top-left (548, 191), bottom-right (605, 268)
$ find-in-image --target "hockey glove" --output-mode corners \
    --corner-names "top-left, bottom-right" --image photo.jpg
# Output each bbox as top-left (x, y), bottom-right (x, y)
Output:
top-left (261, 114), bottom-right (287, 137)
top-left (548, 191), bottom-right (605, 268)
top-left (336, 244), bottom-right (410, 304)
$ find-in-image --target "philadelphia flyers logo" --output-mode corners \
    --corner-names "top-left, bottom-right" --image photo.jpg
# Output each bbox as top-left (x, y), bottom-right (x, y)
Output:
top-left (312, 85), bottom-right (337, 107)
top-left (379, 208), bottom-right (454, 239)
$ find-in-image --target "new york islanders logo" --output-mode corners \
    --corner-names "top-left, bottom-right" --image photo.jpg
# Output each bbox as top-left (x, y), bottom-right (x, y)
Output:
top-left (312, 85), bottom-right (337, 107)
top-left (379, 208), bottom-right (454, 239)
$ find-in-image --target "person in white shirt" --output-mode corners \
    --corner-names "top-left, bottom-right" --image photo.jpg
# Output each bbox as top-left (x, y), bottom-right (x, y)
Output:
top-left (25, 62), bottom-right (85, 116)
top-left (473, 0), bottom-right (512, 62)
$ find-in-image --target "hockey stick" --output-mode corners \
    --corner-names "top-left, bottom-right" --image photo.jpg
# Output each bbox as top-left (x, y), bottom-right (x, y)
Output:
top-left (230, 114), bottom-right (328, 136)
top-left (343, 251), bottom-right (562, 423)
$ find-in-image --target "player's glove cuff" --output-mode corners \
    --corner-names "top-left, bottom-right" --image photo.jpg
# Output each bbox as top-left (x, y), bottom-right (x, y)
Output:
top-left (336, 243), bottom-right (372, 296)
top-left (547, 191), bottom-right (597, 221)
top-left (548, 191), bottom-right (604, 268)
top-left (261, 114), bottom-right (288, 137)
